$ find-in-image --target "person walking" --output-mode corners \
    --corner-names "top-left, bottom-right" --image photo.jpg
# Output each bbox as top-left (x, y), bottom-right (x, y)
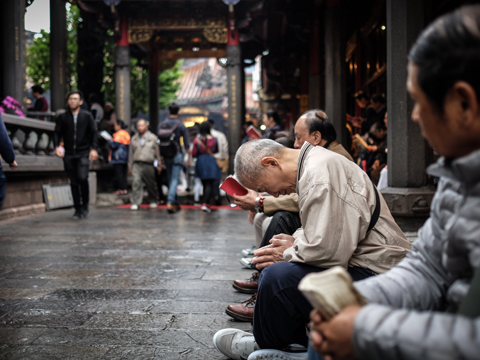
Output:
top-left (158, 103), bottom-right (192, 214)
top-left (0, 113), bottom-right (18, 208)
top-left (128, 119), bottom-right (160, 210)
top-left (191, 122), bottom-right (221, 212)
top-left (109, 120), bottom-right (130, 195)
top-left (54, 90), bottom-right (98, 219)
top-left (207, 118), bottom-right (228, 204)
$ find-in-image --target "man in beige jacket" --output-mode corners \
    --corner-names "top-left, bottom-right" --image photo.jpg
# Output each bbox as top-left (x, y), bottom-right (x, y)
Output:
top-left (213, 138), bottom-right (411, 360)
top-left (128, 119), bottom-right (161, 210)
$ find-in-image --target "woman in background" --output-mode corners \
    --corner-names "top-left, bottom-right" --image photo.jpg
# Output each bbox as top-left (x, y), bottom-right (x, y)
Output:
top-left (109, 120), bottom-right (130, 195)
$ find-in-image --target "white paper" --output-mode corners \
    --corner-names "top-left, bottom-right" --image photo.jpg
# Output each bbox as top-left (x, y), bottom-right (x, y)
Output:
top-left (100, 130), bottom-right (112, 140)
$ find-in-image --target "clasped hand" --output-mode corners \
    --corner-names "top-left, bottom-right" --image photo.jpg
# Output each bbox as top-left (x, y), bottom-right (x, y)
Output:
top-left (309, 306), bottom-right (361, 360)
top-left (251, 234), bottom-right (294, 270)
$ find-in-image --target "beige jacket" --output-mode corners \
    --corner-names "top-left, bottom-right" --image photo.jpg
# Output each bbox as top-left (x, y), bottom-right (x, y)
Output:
top-left (263, 141), bottom-right (352, 216)
top-left (128, 130), bottom-right (160, 169)
top-left (283, 143), bottom-right (411, 274)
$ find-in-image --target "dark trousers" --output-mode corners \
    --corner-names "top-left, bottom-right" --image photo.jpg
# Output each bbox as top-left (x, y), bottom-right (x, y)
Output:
top-left (212, 177), bottom-right (221, 203)
top-left (260, 211), bottom-right (302, 248)
top-left (202, 179), bottom-right (215, 205)
top-left (155, 168), bottom-right (169, 203)
top-left (113, 163), bottom-right (128, 190)
top-left (0, 169), bottom-right (7, 208)
top-left (253, 262), bottom-right (374, 350)
top-left (63, 154), bottom-right (90, 211)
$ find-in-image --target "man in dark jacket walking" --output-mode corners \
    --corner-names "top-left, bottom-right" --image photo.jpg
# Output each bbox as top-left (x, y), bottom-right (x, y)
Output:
top-left (54, 90), bottom-right (98, 219)
top-left (0, 113), bottom-right (18, 208)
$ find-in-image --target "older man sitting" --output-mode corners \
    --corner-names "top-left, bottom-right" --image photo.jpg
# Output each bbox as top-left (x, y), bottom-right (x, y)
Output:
top-left (213, 139), bottom-right (411, 360)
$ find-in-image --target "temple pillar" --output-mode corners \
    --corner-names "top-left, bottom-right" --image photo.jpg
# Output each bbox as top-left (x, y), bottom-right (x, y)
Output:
top-left (382, 0), bottom-right (435, 216)
top-left (226, 4), bottom-right (243, 172)
top-left (1, 0), bottom-right (26, 108)
top-left (308, 4), bottom-right (324, 110)
top-left (324, 0), bottom-right (347, 147)
top-left (50, 0), bottom-right (67, 112)
top-left (148, 51), bottom-right (159, 133)
top-left (115, 17), bottom-right (131, 126)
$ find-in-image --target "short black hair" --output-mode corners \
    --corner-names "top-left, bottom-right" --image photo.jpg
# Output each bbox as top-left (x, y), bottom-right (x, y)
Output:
top-left (116, 119), bottom-right (127, 129)
top-left (266, 109), bottom-right (283, 128)
top-left (370, 120), bottom-right (387, 133)
top-left (31, 85), bottom-right (44, 94)
top-left (409, 5), bottom-right (480, 112)
top-left (300, 109), bottom-right (337, 142)
top-left (371, 94), bottom-right (386, 104)
top-left (168, 102), bottom-right (180, 115)
top-left (67, 89), bottom-right (84, 100)
top-left (199, 121), bottom-right (211, 136)
top-left (355, 92), bottom-right (369, 102)
top-left (207, 118), bottom-right (215, 128)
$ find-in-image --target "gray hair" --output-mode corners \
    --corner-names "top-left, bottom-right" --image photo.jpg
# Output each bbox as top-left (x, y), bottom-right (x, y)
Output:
top-left (234, 139), bottom-right (285, 185)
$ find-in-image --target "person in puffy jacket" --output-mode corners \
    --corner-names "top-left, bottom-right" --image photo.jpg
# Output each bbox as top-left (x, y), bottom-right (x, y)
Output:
top-left (309, 5), bottom-right (480, 360)
top-left (109, 120), bottom-right (130, 195)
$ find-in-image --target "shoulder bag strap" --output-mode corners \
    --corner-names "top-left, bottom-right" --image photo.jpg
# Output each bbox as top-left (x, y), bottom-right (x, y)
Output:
top-left (367, 184), bottom-right (381, 233)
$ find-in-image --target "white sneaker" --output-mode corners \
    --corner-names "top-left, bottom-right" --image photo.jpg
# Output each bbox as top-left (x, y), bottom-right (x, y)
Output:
top-left (149, 202), bottom-right (157, 209)
top-left (240, 257), bottom-right (253, 268)
top-left (201, 204), bottom-right (211, 213)
top-left (130, 204), bottom-right (139, 211)
top-left (213, 328), bottom-right (259, 360)
top-left (248, 349), bottom-right (308, 360)
top-left (242, 246), bottom-right (256, 257)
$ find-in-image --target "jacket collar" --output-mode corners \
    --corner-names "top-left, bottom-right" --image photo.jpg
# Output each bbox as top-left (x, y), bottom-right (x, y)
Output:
top-left (296, 142), bottom-right (313, 192)
top-left (428, 148), bottom-right (480, 187)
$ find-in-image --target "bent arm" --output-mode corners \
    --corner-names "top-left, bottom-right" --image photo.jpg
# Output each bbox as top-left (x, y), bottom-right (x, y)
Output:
top-left (263, 193), bottom-right (299, 216)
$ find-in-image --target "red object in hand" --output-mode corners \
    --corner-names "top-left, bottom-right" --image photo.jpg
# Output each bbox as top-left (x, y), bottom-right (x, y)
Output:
top-left (246, 125), bottom-right (262, 140)
top-left (219, 176), bottom-right (248, 197)
top-left (361, 160), bottom-right (367, 172)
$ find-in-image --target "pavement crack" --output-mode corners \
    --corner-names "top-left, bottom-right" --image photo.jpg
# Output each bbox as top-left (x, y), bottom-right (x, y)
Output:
top-left (162, 314), bottom-right (176, 330)
top-left (184, 331), bottom-right (208, 348)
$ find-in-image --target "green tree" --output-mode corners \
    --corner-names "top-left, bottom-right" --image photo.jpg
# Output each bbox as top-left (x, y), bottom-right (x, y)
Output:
top-left (26, 4), bottom-right (79, 91)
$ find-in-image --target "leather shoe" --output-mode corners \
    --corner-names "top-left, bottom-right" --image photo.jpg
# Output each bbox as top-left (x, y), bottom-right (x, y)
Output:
top-left (167, 203), bottom-right (181, 214)
top-left (225, 293), bottom-right (256, 322)
top-left (233, 272), bottom-right (259, 294)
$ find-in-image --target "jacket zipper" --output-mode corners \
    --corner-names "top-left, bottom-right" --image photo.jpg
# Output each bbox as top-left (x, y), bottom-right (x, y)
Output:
top-left (73, 113), bottom-right (77, 155)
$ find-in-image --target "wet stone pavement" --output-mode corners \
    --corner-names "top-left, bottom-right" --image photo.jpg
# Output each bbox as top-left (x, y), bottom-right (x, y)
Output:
top-left (0, 206), bottom-right (255, 359)
top-left (0, 206), bottom-right (423, 360)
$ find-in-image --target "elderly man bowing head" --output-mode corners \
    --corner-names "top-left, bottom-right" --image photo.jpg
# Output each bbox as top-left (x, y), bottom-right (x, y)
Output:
top-left (212, 138), bottom-right (411, 360)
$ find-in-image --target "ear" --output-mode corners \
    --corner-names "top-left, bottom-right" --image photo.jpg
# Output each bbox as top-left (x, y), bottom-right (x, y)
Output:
top-left (448, 81), bottom-right (479, 129)
top-left (311, 131), bottom-right (322, 146)
top-left (261, 156), bottom-right (280, 168)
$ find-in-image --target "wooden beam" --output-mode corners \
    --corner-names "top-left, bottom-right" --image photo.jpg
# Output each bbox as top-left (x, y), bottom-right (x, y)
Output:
top-left (158, 49), bottom-right (227, 62)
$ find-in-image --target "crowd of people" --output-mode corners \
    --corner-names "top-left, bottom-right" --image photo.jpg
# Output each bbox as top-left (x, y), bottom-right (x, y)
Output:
top-left (210, 5), bottom-right (480, 360)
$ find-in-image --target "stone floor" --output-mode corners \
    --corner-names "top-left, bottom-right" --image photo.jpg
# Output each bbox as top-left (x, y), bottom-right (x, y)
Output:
top-left (0, 206), bottom-right (425, 360)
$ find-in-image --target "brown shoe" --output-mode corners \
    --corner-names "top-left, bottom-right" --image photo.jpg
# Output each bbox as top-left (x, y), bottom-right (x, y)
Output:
top-left (167, 203), bottom-right (181, 214)
top-left (225, 293), bottom-right (256, 322)
top-left (232, 272), bottom-right (259, 294)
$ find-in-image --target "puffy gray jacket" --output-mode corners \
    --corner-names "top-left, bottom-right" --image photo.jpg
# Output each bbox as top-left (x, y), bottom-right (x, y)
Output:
top-left (353, 149), bottom-right (480, 360)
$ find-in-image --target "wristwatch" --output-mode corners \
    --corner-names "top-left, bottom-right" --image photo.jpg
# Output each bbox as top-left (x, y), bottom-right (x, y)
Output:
top-left (255, 197), bottom-right (260, 213)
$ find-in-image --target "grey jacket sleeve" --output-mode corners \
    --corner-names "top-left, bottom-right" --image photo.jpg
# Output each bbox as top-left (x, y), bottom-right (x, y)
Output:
top-left (353, 304), bottom-right (480, 360)
top-left (353, 218), bottom-right (452, 310)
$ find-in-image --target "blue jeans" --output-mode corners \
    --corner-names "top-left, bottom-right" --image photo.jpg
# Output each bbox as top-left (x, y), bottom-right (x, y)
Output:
top-left (0, 169), bottom-right (7, 208)
top-left (164, 152), bottom-right (183, 205)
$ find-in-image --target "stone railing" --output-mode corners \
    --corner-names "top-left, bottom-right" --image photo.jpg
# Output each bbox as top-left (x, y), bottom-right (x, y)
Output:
top-left (2, 113), bottom-right (110, 173)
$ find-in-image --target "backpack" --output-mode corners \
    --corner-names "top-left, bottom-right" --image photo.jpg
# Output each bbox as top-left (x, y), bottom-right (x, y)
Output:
top-left (157, 120), bottom-right (181, 158)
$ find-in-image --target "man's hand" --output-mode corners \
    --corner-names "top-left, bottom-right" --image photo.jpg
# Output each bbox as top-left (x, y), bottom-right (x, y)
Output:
top-left (128, 168), bottom-right (132, 176)
top-left (55, 147), bottom-right (65, 158)
top-left (251, 234), bottom-right (294, 270)
top-left (247, 210), bottom-right (255, 224)
top-left (156, 166), bottom-right (162, 175)
top-left (9, 160), bottom-right (18, 170)
top-left (89, 149), bottom-right (98, 161)
top-left (309, 305), bottom-right (361, 360)
top-left (233, 188), bottom-right (257, 211)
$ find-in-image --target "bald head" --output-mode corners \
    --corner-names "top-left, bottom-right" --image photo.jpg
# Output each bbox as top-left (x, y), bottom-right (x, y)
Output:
top-left (294, 110), bottom-right (334, 149)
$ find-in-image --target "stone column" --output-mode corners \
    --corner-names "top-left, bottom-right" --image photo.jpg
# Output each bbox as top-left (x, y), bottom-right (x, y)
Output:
top-left (308, 5), bottom-right (324, 110)
top-left (115, 17), bottom-right (131, 126)
top-left (50, 0), bottom-right (67, 112)
top-left (324, 0), bottom-right (347, 147)
top-left (148, 51), bottom-right (159, 133)
top-left (226, 4), bottom-right (243, 173)
top-left (1, 0), bottom-right (26, 108)
top-left (382, 0), bottom-right (434, 216)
